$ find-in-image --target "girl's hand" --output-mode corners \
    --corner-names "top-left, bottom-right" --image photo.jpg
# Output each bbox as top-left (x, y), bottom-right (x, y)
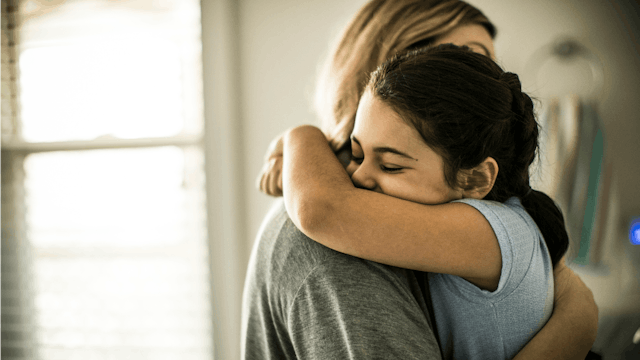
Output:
top-left (257, 133), bottom-right (284, 196)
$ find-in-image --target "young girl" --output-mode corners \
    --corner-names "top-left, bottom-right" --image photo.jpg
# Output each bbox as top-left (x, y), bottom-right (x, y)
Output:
top-left (280, 44), bottom-right (570, 359)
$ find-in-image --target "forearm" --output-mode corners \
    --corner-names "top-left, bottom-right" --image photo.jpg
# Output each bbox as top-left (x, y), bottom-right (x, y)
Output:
top-left (282, 125), bottom-right (354, 234)
top-left (513, 258), bottom-right (598, 360)
top-left (281, 126), bottom-right (501, 278)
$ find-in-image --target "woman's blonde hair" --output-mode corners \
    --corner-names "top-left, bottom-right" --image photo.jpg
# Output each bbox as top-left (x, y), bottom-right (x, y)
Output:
top-left (315, 0), bottom-right (496, 151)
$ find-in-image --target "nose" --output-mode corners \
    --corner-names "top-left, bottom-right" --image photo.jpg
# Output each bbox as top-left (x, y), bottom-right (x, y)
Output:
top-left (348, 162), bottom-right (377, 190)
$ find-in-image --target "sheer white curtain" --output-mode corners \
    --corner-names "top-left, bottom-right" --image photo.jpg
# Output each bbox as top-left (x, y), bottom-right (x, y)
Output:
top-left (1, 1), bottom-right (214, 359)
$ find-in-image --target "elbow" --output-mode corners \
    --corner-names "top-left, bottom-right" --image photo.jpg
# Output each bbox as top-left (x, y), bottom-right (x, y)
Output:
top-left (294, 194), bottom-right (336, 238)
top-left (285, 189), bottom-right (338, 238)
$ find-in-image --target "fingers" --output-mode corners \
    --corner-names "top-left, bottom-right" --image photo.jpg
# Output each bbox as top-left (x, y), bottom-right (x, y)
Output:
top-left (277, 165), bottom-right (283, 191)
top-left (267, 156), bottom-right (283, 196)
top-left (256, 133), bottom-right (285, 196)
top-left (265, 133), bottom-right (284, 160)
top-left (257, 156), bottom-right (283, 197)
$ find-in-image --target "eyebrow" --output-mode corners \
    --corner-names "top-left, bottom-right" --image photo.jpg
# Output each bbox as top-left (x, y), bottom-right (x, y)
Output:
top-left (351, 135), bottom-right (417, 161)
top-left (467, 41), bottom-right (491, 57)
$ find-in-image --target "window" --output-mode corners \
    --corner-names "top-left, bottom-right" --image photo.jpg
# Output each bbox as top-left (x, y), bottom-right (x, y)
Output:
top-left (1, 1), bottom-right (213, 359)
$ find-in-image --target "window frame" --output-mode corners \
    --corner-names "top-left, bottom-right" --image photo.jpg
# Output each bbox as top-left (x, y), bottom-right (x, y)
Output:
top-left (200, 0), bottom-right (246, 359)
top-left (1, 0), bottom-right (247, 358)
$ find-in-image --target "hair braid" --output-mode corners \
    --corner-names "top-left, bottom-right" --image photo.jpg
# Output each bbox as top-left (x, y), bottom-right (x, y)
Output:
top-left (500, 72), bottom-right (538, 197)
top-left (500, 72), bottom-right (569, 265)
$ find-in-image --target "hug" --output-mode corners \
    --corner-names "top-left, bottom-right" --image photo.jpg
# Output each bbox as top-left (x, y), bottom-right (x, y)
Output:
top-left (243, 1), bottom-right (599, 359)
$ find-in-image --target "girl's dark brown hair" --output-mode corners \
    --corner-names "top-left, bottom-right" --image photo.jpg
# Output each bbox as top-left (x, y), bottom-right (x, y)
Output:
top-left (368, 44), bottom-right (569, 267)
top-left (315, 0), bottom-right (496, 152)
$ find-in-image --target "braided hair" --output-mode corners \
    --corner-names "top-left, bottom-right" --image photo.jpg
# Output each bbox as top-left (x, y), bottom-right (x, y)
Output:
top-left (368, 44), bottom-right (569, 266)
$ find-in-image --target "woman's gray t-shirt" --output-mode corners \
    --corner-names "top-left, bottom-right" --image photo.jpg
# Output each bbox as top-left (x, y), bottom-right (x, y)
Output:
top-left (241, 200), bottom-right (442, 359)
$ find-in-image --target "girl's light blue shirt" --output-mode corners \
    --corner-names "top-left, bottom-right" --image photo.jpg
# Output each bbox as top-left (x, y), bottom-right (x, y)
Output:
top-left (429, 197), bottom-right (554, 360)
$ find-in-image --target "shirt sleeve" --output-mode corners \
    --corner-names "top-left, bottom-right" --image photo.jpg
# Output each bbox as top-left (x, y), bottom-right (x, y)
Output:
top-left (451, 197), bottom-right (538, 298)
top-left (287, 256), bottom-right (442, 360)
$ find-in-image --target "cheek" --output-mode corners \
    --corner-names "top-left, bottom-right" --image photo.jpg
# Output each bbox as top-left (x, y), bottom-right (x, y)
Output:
top-left (376, 177), bottom-right (416, 200)
top-left (381, 175), bottom-right (451, 205)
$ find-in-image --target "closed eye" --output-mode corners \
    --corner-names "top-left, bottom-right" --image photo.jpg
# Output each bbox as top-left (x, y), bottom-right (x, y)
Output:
top-left (350, 154), bottom-right (363, 164)
top-left (381, 165), bottom-right (403, 173)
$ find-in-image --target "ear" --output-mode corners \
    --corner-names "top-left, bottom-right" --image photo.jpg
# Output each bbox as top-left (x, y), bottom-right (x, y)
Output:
top-left (459, 157), bottom-right (499, 199)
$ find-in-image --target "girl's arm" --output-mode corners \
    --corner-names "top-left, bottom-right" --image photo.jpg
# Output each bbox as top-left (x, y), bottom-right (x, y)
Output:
top-left (282, 125), bottom-right (501, 285)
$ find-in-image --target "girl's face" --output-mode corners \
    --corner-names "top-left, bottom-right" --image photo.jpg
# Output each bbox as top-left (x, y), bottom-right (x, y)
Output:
top-left (346, 91), bottom-right (463, 205)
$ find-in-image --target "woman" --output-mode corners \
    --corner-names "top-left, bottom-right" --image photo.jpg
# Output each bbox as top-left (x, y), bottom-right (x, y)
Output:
top-left (255, 0), bottom-right (597, 358)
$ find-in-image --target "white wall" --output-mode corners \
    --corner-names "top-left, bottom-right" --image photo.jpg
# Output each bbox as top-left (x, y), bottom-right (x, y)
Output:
top-left (220, 0), bottom-right (640, 357)
top-left (237, 0), bottom-right (369, 265)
